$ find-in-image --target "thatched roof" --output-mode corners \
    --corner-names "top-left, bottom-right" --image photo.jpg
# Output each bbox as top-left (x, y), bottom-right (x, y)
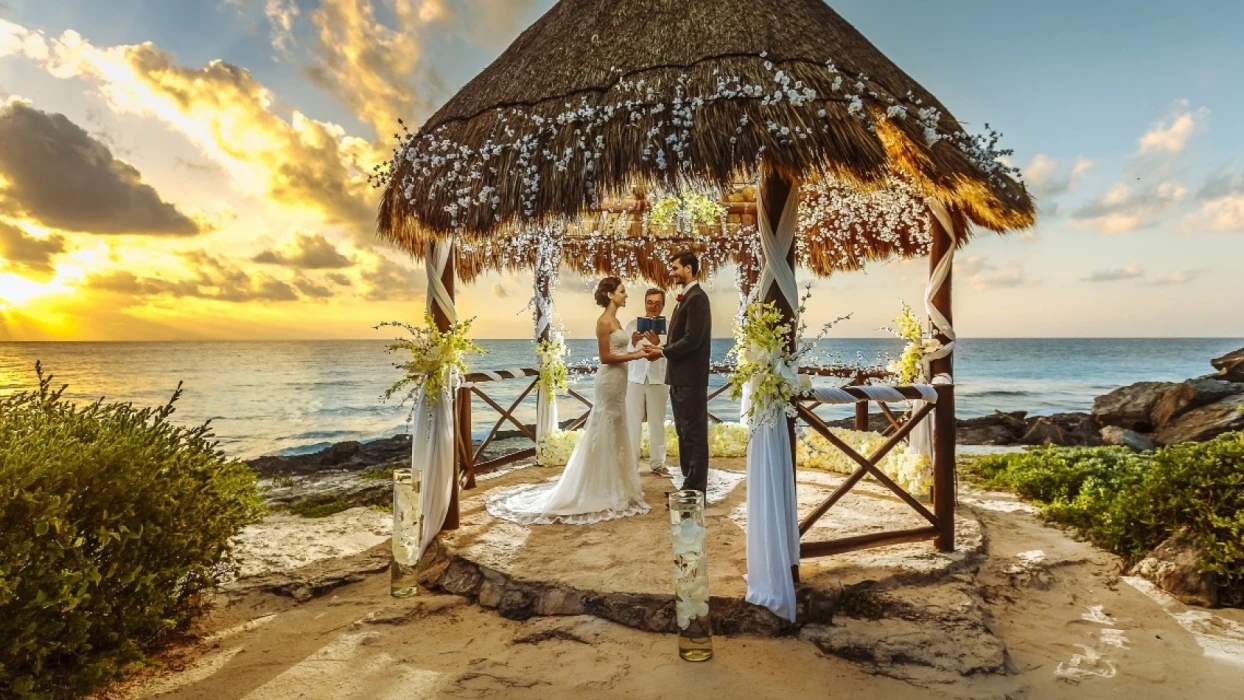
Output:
top-left (376, 0), bottom-right (1034, 256)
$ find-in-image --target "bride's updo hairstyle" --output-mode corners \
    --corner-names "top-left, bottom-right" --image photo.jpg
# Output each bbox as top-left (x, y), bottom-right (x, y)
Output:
top-left (594, 277), bottom-right (622, 308)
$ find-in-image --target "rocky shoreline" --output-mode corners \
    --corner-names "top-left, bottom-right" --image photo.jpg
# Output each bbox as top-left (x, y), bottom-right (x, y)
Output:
top-left (241, 346), bottom-right (1244, 525)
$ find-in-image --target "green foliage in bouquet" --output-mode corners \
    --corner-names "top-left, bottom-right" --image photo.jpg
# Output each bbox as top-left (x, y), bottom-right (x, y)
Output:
top-left (727, 300), bottom-right (799, 422)
top-left (966, 432), bottom-right (1244, 606)
top-left (0, 364), bottom-right (264, 699)
top-left (379, 311), bottom-right (486, 410)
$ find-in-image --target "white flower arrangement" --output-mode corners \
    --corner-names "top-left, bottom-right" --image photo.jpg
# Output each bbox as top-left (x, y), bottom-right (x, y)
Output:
top-left (535, 427), bottom-right (582, 467)
top-left (883, 302), bottom-right (943, 384)
top-left (535, 328), bottom-right (568, 397)
top-left (378, 312), bottom-right (486, 413)
top-left (537, 422), bottom-right (753, 467)
top-left (728, 295), bottom-right (850, 427)
top-left (797, 427), bottom-right (933, 496)
top-left (671, 517), bottom-right (710, 629)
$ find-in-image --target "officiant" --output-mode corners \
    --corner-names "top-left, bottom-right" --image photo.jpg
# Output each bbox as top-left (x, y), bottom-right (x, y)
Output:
top-left (625, 288), bottom-right (670, 477)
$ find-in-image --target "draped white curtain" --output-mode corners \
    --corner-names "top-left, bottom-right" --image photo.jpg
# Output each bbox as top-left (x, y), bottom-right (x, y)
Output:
top-left (534, 272), bottom-right (559, 453)
top-left (909, 200), bottom-right (958, 459)
top-left (415, 240), bottom-right (457, 559)
top-left (744, 177), bottom-right (801, 622)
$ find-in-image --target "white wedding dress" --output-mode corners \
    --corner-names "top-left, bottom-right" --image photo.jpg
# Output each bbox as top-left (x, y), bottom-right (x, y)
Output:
top-left (487, 328), bottom-right (650, 525)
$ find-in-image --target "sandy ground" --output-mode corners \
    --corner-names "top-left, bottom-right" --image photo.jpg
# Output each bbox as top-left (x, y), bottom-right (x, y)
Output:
top-left (103, 459), bottom-right (1244, 700)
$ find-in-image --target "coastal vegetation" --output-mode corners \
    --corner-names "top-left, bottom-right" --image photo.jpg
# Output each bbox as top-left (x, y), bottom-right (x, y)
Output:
top-left (965, 431), bottom-right (1244, 606)
top-left (0, 365), bottom-right (264, 699)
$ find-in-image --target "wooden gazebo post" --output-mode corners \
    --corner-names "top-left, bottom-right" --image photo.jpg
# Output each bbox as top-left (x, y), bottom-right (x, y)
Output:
top-left (927, 207), bottom-right (956, 552)
top-left (426, 239), bottom-right (460, 531)
top-left (759, 167), bottom-right (800, 581)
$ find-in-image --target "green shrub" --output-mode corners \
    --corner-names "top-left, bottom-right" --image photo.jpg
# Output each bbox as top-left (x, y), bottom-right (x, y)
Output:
top-left (967, 432), bottom-right (1244, 606)
top-left (0, 364), bottom-right (265, 699)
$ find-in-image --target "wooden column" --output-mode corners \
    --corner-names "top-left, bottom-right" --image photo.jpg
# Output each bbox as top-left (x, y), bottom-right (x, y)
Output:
top-left (430, 241), bottom-right (460, 532)
top-left (927, 211), bottom-right (956, 552)
top-left (760, 167), bottom-right (799, 581)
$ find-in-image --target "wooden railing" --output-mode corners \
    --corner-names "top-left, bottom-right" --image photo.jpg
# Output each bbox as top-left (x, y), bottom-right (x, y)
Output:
top-left (452, 364), bottom-right (893, 493)
top-left (794, 384), bottom-right (956, 557)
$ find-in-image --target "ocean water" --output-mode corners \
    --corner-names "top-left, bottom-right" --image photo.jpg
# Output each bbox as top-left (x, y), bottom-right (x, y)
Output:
top-left (1, 338), bottom-right (1239, 460)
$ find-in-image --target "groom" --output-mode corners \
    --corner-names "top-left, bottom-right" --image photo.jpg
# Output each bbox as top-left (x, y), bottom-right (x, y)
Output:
top-left (645, 252), bottom-right (711, 494)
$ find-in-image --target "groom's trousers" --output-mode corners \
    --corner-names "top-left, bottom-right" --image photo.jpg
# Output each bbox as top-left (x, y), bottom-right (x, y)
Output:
top-left (669, 384), bottom-right (709, 494)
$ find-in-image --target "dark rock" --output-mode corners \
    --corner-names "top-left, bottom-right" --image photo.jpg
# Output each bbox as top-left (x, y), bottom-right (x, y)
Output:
top-left (248, 434), bottom-right (413, 477)
top-left (1100, 426), bottom-right (1156, 452)
top-left (583, 592), bottom-right (674, 633)
top-left (440, 559), bottom-right (485, 597)
top-left (1020, 413), bottom-right (1103, 446)
top-left (1154, 394), bottom-right (1244, 445)
top-left (1210, 347), bottom-right (1244, 382)
top-left (1130, 528), bottom-right (1218, 607)
top-left (1092, 382), bottom-right (1179, 432)
top-left (957, 411), bottom-right (1029, 445)
top-left (1151, 379), bottom-right (1244, 428)
top-left (497, 584), bottom-right (543, 621)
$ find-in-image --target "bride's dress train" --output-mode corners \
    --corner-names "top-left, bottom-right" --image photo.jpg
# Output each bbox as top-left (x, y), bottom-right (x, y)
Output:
top-left (487, 328), bottom-right (650, 525)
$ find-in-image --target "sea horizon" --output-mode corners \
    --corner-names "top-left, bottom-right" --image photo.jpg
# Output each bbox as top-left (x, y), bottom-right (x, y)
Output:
top-left (3, 337), bottom-right (1241, 460)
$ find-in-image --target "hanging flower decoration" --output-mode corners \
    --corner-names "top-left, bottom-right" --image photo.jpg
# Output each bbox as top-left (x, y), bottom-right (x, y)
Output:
top-left (649, 191), bottom-right (728, 227)
top-left (378, 312), bottom-right (487, 413)
top-left (883, 302), bottom-right (943, 384)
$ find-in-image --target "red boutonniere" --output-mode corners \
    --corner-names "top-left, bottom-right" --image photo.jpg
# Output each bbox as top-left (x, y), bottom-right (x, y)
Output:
top-left (676, 294), bottom-right (685, 302)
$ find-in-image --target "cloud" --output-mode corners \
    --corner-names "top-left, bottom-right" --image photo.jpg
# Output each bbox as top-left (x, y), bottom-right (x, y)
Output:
top-left (253, 232), bottom-right (353, 268)
top-left (86, 249), bottom-right (310, 303)
top-left (0, 99), bottom-right (201, 235)
top-left (326, 271), bottom-right (352, 286)
top-left (1181, 194), bottom-right (1244, 234)
top-left (1082, 262), bottom-right (1143, 283)
top-left (1137, 101), bottom-right (1209, 156)
top-left (303, 0), bottom-right (437, 139)
top-left (955, 256), bottom-right (1032, 291)
top-left (1150, 268), bottom-right (1206, 286)
top-left (1022, 154), bottom-right (1095, 200)
top-left (1071, 181), bottom-right (1188, 234)
top-left (1180, 170), bottom-right (1244, 234)
top-left (360, 254), bottom-right (424, 301)
top-left (1, 20), bottom-right (380, 234)
top-left (293, 274), bottom-right (334, 298)
top-left (491, 282), bottom-right (510, 298)
top-left (0, 220), bottom-right (68, 275)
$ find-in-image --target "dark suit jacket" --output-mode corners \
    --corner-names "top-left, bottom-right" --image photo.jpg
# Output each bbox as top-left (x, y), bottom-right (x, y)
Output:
top-left (663, 283), bottom-right (712, 388)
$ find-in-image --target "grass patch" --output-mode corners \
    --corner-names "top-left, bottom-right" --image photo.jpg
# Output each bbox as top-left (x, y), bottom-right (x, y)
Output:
top-left (285, 496), bottom-right (359, 519)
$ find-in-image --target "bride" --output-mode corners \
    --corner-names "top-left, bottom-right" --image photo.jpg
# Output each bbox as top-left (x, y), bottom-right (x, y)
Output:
top-left (487, 277), bottom-right (651, 525)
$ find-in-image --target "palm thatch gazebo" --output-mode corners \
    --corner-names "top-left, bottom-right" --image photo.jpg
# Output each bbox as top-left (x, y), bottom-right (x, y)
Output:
top-left (376, 0), bottom-right (1034, 622)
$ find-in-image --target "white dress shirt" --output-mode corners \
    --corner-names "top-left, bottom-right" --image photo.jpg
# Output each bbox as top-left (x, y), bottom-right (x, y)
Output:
top-left (625, 318), bottom-right (667, 384)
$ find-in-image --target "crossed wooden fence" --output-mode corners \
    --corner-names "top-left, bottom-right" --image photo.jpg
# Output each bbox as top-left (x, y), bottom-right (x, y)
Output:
top-left (449, 365), bottom-right (955, 557)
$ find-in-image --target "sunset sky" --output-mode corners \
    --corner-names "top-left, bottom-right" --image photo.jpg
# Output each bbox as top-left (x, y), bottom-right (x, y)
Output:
top-left (1, 0), bottom-right (1242, 341)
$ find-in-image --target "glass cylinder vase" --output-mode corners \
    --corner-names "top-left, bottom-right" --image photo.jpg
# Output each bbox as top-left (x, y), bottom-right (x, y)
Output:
top-left (391, 468), bottom-right (422, 597)
top-left (669, 489), bottom-right (712, 661)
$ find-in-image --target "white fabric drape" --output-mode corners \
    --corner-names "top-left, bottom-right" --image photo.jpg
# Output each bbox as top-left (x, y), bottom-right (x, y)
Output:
top-left (745, 176), bottom-right (802, 622)
top-left (534, 269), bottom-right (558, 455)
top-left (910, 200), bottom-right (958, 458)
top-left (415, 240), bottom-right (457, 559)
top-left (744, 397), bottom-right (800, 622)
